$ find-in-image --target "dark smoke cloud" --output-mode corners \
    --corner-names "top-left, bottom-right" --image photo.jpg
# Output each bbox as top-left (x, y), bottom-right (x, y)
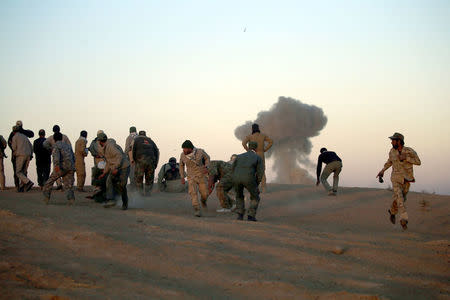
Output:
top-left (234, 97), bottom-right (327, 184)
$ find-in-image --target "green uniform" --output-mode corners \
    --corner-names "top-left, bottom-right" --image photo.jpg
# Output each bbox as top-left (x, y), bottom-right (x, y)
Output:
top-left (232, 150), bottom-right (264, 218)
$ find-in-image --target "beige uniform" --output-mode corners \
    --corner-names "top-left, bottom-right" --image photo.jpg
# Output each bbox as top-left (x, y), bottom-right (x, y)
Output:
top-left (0, 135), bottom-right (6, 190)
top-left (125, 133), bottom-right (137, 185)
top-left (12, 132), bottom-right (33, 185)
top-left (381, 147), bottom-right (421, 221)
top-left (179, 148), bottom-right (210, 209)
top-left (242, 132), bottom-right (273, 190)
top-left (75, 137), bottom-right (88, 189)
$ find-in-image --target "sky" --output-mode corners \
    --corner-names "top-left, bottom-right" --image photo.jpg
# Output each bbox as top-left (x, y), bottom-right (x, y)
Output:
top-left (1, 0), bottom-right (449, 194)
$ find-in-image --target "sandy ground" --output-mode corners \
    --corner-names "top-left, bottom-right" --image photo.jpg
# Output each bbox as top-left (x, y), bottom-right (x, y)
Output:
top-left (0, 184), bottom-right (448, 300)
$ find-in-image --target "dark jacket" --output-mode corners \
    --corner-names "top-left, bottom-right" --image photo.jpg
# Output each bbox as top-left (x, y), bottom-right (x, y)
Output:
top-left (33, 137), bottom-right (51, 165)
top-left (132, 136), bottom-right (159, 166)
top-left (232, 150), bottom-right (264, 184)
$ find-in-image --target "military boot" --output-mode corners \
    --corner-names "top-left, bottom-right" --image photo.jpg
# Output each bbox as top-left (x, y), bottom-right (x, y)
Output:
top-left (400, 219), bottom-right (408, 230)
top-left (388, 210), bottom-right (396, 224)
top-left (247, 215), bottom-right (257, 222)
top-left (236, 213), bottom-right (244, 221)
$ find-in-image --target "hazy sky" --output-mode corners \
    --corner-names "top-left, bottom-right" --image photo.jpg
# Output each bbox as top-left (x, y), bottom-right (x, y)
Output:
top-left (1, 0), bottom-right (449, 194)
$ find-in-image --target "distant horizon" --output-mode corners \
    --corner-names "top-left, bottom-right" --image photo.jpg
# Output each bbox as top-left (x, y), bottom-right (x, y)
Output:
top-left (1, 1), bottom-right (449, 194)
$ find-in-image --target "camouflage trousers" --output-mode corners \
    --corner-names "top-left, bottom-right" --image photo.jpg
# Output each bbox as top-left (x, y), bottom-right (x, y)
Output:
top-left (188, 176), bottom-right (209, 209)
top-left (134, 160), bottom-right (155, 196)
top-left (390, 181), bottom-right (410, 221)
top-left (75, 157), bottom-right (86, 189)
top-left (320, 161), bottom-right (342, 192)
top-left (106, 167), bottom-right (130, 206)
top-left (216, 178), bottom-right (234, 209)
top-left (43, 169), bottom-right (75, 201)
top-left (234, 179), bottom-right (260, 218)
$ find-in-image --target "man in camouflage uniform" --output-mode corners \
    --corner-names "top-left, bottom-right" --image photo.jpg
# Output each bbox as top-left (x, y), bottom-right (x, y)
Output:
top-left (241, 123), bottom-right (273, 192)
top-left (132, 130), bottom-right (159, 196)
top-left (157, 157), bottom-right (185, 193)
top-left (208, 160), bottom-right (235, 213)
top-left (179, 140), bottom-right (210, 217)
top-left (88, 130), bottom-right (107, 202)
top-left (97, 132), bottom-right (130, 210)
top-left (377, 133), bottom-right (421, 230)
top-left (233, 141), bottom-right (264, 221)
top-left (75, 130), bottom-right (88, 191)
top-left (11, 125), bottom-right (34, 192)
top-left (43, 125), bottom-right (72, 190)
top-left (125, 126), bottom-right (138, 187)
top-left (43, 132), bottom-right (76, 204)
top-left (0, 135), bottom-right (7, 191)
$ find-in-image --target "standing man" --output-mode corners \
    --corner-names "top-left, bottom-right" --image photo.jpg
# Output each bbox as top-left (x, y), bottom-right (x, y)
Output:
top-left (8, 121), bottom-right (34, 191)
top-left (0, 134), bottom-right (7, 191)
top-left (232, 141), bottom-right (264, 221)
top-left (377, 133), bottom-right (421, 230)
top-left (97, 132), bottom-right (130, 210)
top-left (179, 140), bottom-right (210, 217)
top-left (132, 130), bottom-right (159, 196)
top-left (43, 125), bottom-right (72, 190)
top-left (157, 157), bottom-right (185, 192)
top-left (43, 132), bottom-right (76, 205)
top-left (316, 148), bottom-right (343, 196)
top-left (242, 123), bottom-right (273, 192)
top-left (125, 126), bottom-right (138, 188)
top-left (33, 130), bottom-right (51, 190)
top-left (75, 130), bottom-right (88, 191)
top-left (208, 160), bottom-right (235, 213)
top-left (11, 126), bottom-right (34, 192)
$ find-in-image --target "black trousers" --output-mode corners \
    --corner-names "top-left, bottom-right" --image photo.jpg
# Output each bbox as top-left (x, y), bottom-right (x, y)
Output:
top-left (36, 161), bottom-right (51, 187)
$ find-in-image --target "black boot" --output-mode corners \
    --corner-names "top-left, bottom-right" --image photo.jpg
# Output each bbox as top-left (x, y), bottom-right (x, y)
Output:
top-left (388, 210), bottom-right (396, 224)
top-left (247, 215), bottom-right (257, 222)
top-left (122, 187), bottom-right (128, 210)
top-left (236, 213), bottom-right (244, 221)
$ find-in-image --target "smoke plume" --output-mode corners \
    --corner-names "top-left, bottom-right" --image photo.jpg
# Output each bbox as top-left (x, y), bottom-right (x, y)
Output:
top-left (234, 97), bottom-right (327, 184)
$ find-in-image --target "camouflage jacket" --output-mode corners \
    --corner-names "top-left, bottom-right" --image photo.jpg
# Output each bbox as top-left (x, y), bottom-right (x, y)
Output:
top-left (52, 141), bottom-right (75, 171)
top-left (381, 146), bottom-right (421, 183)
top-left (208, 160), bottom-right (233, 183)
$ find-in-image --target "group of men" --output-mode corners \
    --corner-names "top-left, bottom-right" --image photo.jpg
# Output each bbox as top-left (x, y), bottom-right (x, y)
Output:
top-left (0, 120), bottom-right (421, 229)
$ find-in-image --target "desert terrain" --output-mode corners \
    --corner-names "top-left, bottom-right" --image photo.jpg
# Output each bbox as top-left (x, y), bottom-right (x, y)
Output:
top-left (0, 184), bottom-right (448, 300)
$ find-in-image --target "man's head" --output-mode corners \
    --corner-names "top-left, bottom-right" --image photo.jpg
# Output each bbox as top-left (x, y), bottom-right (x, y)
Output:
top-left (230, 154), bottom-right (237, 162)
top-left (389, 132), bottom-right (404, 149)
top-left (248, 141), bottom-right (258, 151)
top-left (138, 130), bottom-right (146, 136)
top-left (182, 140), bottom-right (194, 155)
top-left (96, 130), bottom-right (104, 136)
top-left (12, 126), bottom-right (19, 133)
top-left (80, 130), bottom-right (87, 138)
top-left (130, 126), bottom-right (137, 134)
top-left (97, 132), bottom-right (108, 146)
top-left (54, 132), bottom-right (63, 142)
top-left (169, 157), bottom-right (177, 168)
top-left (320, 147), bottom-right (327, 154)
top-left (16, 120), bottom-right (23, 128)
top-left (39, 129), bottom-right (45, 137)
top-left (252, 123), bottom-right (260, 134)
top-left (52, 125), bottom-right (60, 133)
